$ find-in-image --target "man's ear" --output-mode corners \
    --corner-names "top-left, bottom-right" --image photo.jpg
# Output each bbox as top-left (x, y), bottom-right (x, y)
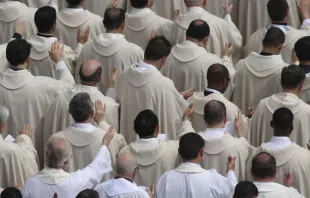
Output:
top-left (120, 22), bottom-right (125, 30)
top-left (90, 109), bottom-right (94, 118)
top-left (0, 123), bottom-right (4, 133)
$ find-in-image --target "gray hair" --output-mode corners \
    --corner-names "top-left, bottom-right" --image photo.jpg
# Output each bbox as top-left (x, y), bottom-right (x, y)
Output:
top-left (0, 106), bottom-right (9, 124)
top-left (45, 134), bottom-right (72, 168)
top-left (116, 151), bottom-right (137, 177)
top-left (69, 92), bottom-right (94, 122)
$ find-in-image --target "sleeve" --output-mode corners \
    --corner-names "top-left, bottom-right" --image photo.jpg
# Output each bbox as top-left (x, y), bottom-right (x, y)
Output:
top-left (14, 134), bottom-right (38, 163)
top-left (106, 88), bottom-right (119, 102)
top-left (176, 120), bottom-right (196, 139)
top-left (301, 19), bottom-right (310, 30)
top-left (224, 14), bottom-right (232, 22)
top-left (156, 174), bottom-right (169, 198)
top-left (225, 21), bottom-right (242, 63)
top-left (54, 60), bottom-right (75, 90)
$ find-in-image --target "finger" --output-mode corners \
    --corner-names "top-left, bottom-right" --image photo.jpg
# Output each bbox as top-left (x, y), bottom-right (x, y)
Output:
top-left (102, 103), bottom-right (106, 113)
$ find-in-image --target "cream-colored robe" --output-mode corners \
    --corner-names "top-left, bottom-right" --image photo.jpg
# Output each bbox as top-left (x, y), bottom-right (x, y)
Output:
top-left (82, 0), bottom-right (128, 18)
top-left (43, 84), bottom-right (119, 147)
top-left (76, 33), bottom-right (144, 94)
top-left (123, 8), bottom-right (173, 50)
top-left (165, 7), bottom-right (242, 64)
top-left (254, 182), bottom-right (304, 198)
top-left (0, 134), bottom-right (39, 188)
top-left (161, 40), bottom-right (236, 99)
top-left (246, 143), bottom-right (310, 198)
top-left (232, 52), bottom-right (287, 113)
top-left (56, 9), bottom-right (105, 50)
top-left (249, 93), bottom-right (310, 148)
top-left (119, 139), bottom-right (179, 186)
top-left (152, 0), bottom-right (186, 20)
top-left (27, 35), bottom-right (79, 78)
top-left (300, 73), bottom-right (310, 103)
top-left (0, 1), bottom-right (37, 44)
top-left (116, 64), bottom-right (189, 143)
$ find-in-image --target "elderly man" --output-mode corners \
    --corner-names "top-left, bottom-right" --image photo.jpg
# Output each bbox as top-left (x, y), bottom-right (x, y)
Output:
top-left (0, 106), bottom-right (38, 188)
top-left (22, 127), bottom-right (114, 198)
top-left (95, 151), bottom-right (153, 198)
top-left (250, 152), bottom-right (304, 197)
top-left (43, 60), bottom-right (119, 142)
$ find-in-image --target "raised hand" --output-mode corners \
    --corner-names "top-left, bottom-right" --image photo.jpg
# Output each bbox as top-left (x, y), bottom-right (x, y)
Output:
top-left (181, 88), bottom-right (195, 100)
top-left (103, 127), bottom-right (114, 146)
top-left (93, 100), bottom-right (106, 124)
top-left (49, 41), bottom-right (64, 63)
top-left (234, 111), bottom-right (245, 137)
top-left (108, 67), bottom-right (118, 88)
top-left (222, 42), bottom-right (233, 57)
top-left (283, 173), bottom-right (294, 187)
top-left (147, 185), bottom-right (156, 198)
top-left (20, 124), bottom-right (33, 137)
top-left (182, 104), bottom-right (195, 121)
top-left (226, 156), bottom-right (236, 173)
top-left (14, 21), bottom-right (27, 36)
top-left (223, 1), bottom-right (233, 15)
top-left (77, 26), bottom-right (90, 44)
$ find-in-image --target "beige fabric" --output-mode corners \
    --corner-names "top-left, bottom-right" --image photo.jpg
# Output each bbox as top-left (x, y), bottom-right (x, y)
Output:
top-left (246, 143), bottom-right (310, 198)
top-left (152, 0), bottom-right (186, 20)
top-left (56, 9), bottom-right (105, 50)
top-left (232, 52), bottom-right (287, 113)
top-left (0, 2), bottom-right (37, 44)
top-left (116, 64), bottom-right (189, 143)
top-left (0, 134), bottom-right (39, 188)
top-left (119, 140), bottom-right (179, 186)
top-left (123, 8), bottom-right (173, 50)
top-left (82, 0), bottom-right (127, 18)
top-left (76, 33), bottom-right (144, 94)
top-left (161, 40), bottom-right (236, 99)
top-left (187, 92), bottom-right (239, 132)
top-left (43, 84), bottom-right (119, 147)
top-left (300, 73), bottom-right (310, 103)
top-left (249, 93), bottom-right (310, 148)
top-left (21, 0), bottom-right (49, 9)
top-left (254, 182), bottom-right (304, 198)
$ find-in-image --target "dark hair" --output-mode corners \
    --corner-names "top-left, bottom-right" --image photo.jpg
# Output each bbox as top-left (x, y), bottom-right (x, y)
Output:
top-left (207, 64), bottom-right (229, 86)
top-left (186, 20), bottom-right (210, 41)
top-left (103, 8), bottom-right (125, 30)
top-left (134, 110), bottom-right (159, 138)
top-left (281, 65), bottom-right (305, 89)
top-left (66, 0), bottom-right (81, 6)
top-left (233, 181), bottom-right (258, 198)
top-left (251, 152), bottom-right (277, 179)
top-left (262, 27), bottom-right (285, 47)
top-left (130, 0), bottom-right (148, 8)
top-left (294, 36), bottom-right (310, 62)
top-left (267, 0), bottom-right (289, 21)
top-left (144, 36), bottom-right (171, 61)
top-left (203, 100), bottom-right (226, 126)
top-left (272, 107), bottom-right (294, 136)
top-left (69, 93), bottom-right (93, 122)
top-left (179, 132), bottom-right (205, 161)
top-left (6, 39), bottom-right (31, 67)
top-left (1, 187), bottom-right (22, 198)
top-left (76, 189), bottom-right (99, 198)
top-left (79, 65), bottom-right (102, 83)
top-left (34, 6), bottom-right (57, 33)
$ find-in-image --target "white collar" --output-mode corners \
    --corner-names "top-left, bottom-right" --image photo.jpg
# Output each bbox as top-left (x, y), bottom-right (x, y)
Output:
top-left (105, 33), bottom-right (123, 40)
top-left (130, 7), bottom-right (152, 15)
top-left (267, 24), bottom-right (290, 33)
top-left (135, 138), bottom-right (159, 149)
top-left (136, 61), bottom-right (158, 72)
top-left (64, 7), bottom-right (84, 12)
top-left (253, 181), bottom-right (279, 193)
top-left (175, 162), bottom-right (207, 173)
top-left (187, 6), bottom-right (205, 13)
top-left (102, 178), bottom-right (144, 196)
top-left (203, 128), bottom-right (226, 139)
top-left (205, 88), bottom-right (221, 94)
top-left (36, 167), bottom-right (70, 184)
top-left (262, 136), bottom-right (292, 150)
top-left (71, 123), bottom-right (96, 133)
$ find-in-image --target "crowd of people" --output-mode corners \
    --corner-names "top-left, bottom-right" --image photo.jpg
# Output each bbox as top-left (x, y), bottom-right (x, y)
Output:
top-left (1, 0), bottom-right (310, 197)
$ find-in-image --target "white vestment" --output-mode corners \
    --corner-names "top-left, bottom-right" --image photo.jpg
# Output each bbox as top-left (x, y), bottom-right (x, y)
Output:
top-left (156, 163), bottom-right (237, 198)
top-left (254, 182), bottom-right (304, 198)
top-left (56, 8), bottom-right (105, 50)
top-left (22, 146), bottom-right (112, 198)
top-left (151, 0), bottom-right (186, 20)
top-left (161, 40), bottom-right (235, 99)
top-left (95, 178), bottom-right (150, 198)
top-left (76, 33), bottom-right (144, 94)
top-left (300, 73), bottom-right (310, 102)
top-left (232, 52), bottom-right (287, 113)
top-left (116, 62), bottom-right (189, 143)
top-left (0, 134), bottom-right (39, 188)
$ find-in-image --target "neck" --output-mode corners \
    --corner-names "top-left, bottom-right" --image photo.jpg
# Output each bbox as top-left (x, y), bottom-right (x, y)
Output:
top-left (187, 37), bottom-right (205, 47)
top-left (144, 60), bottom-right (160, 70)
top-left (207, 122), bottom-right (225, 129)
top-left (282, 88), bottom-right (299, 96)
top-left (207, 86), bottom-right (223, 93)
top-left (274, 130), bottom-right (290, 137)
top-left (81, 81), bottom-right (98, 87)
top-left (116, 175), bottom-right (133, 181)
top-left (188, 4), bottom-right (203, 8)
top-left (106, 29), bottom-right (122, 34)
top-left (255, 177), bottom-right (276, 183)
top-left (68, 4), bottom-right (82, 8)
top-left (271, 20), bottom-right (288, 24)
top-left (38, 31), bottom-right (53, 35)
top-left (10, 64), bottom-right (27, 69)
top-left (74, 120), bottom-right (91, 124)
top-left (261, 47), bottom-right (278, 55)
top-left (299, 61), bottom-right (310, 66)
top-left (182, 159), bottom-right (201, 164)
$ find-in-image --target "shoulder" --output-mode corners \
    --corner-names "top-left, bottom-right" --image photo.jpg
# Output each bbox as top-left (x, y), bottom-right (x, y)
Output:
top-left (123, 42), bottom-right (144, 54)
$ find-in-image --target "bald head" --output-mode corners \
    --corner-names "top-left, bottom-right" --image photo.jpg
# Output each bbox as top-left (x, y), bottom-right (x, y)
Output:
top-left (186, 20), bottom-right (210, 41)
top-left (251, 152), bottom-right (276, 180)
top-left (79, 60), bottom-right (102, 85)
top-left (116, 151), bottom-right (137, 178)
top-left (203, 100), bottom-right (226, 126)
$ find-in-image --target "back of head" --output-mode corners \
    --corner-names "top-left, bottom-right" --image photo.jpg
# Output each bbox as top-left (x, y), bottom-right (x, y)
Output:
top-left (116, 151), bottom-right (137, 177)
top-left (203, 100), bottom-right (226, 126)
top-left (233, 181), bottom-right (258, 198)
top-left (184, 0), bottom-right (204, 7)
top-left (262, 27), bottom-right (285, 48)
top-left (79, 61), bottom-right (103, 85)
top-left (0, 106), bottom-right (9, 125)
top-left (130, 0), bottom-right (148, 8)
top-left (178, 132), bottom-right (205, 161)
top-left (34, 6), bottom-right (56, 33)
top-left (186, 20), bottom-right (210, 41)
top-left (6, 39), bottom-right (31, 67)
top-left (251, 152), bottom-right (276, 179)
top-left (76, 189), bottom-right (99, 198)
top-left (66, 0), bottom-right (82, 6)
top-left (103, 8), bottom-right (125, 30)
top-left (134, 110), bottom-right (158, 138)
top-left (267, 0), bottom-right (289, 21)
top-left (272, 107), bottom-right (294, 136)
top-left (144, 36), bottom-right (171, 61)
top-left (1, 187), bottom-right (22, 198)
top-left (69, 92), bottom-right (93, 122)
top-left (281, 65), bottom-right (305, 90)
top-left (207, 64), bottom-right (229, 86)
top-left (294, 36), bottom-right (310, 62)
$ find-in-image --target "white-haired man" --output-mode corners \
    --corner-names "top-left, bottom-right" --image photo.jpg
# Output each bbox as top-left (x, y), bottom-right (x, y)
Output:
top-left (0, 106), bottom-right (39, 188)
top-left (22, 127), bottom-right (114, 198)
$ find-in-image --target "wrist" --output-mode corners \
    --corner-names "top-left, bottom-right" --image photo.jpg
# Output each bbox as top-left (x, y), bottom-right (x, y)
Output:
top-left (95, 118), bottom-right (105, 124)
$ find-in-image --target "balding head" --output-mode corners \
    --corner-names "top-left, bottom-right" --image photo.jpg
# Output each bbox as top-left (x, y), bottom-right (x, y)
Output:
top-left (186, 20), bottom-right (210, 42)
top-left (207, 64), bottom-right (230, 93)
top-left (251, 152), bottom-right (276, 180)
top-left (79, 60), bottom-right (102, 86)
top-left (116, 151), bottom-right (138, 179)
top-left (203, 100), bottom-right (226, 127)
top-left (184, 0), bottom-right (205, 7)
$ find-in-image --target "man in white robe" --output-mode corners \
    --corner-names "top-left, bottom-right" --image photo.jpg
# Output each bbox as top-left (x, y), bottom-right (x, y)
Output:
top-left (179, 100), bottom-right (253, 180)
top-left (76, 8), bottom-right (143, 95)
top-left (161, 19), bottom-right (235, 99)
top-left (233, 27), bottom-right (288, 113)
top-left (95, 151), bottom-right (153, 198)
top-left (55, 0), bottom-right (105, 50)
top-left (246, 107), bottom-right (310, 198)
top-left (119, 110), bottom-right (179, 186)
top-left (123, 0), bottom-right (173, 50)
top-left (156, 132), bottom-right (237, 198)
top-left (0, 40), bottom-right (75, 166)
top-left (243, 0), bottom-right (310, 64)
top-left (164, 0), bottom-right (242, 64)
top-left (0, 106), bottom-right (38, 188)
top-left (116, 36), bottom-right (189, 143)
top-left (249, 152), bottom-right (304, 198)
top-left (22, 127), bottom-right (115, 198)
top-left (249, 65), bottom-right (310, 148)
